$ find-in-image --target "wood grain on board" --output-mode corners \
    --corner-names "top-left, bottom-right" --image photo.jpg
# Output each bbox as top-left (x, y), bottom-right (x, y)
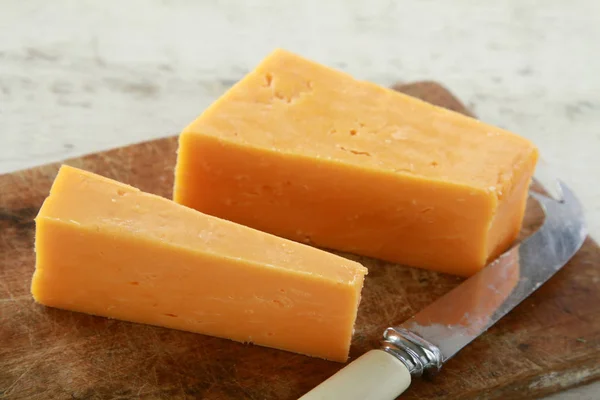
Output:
top-left (1, 82), bottom-right (599, 400)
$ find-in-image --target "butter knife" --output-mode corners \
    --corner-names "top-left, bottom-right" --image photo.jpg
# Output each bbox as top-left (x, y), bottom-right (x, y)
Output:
top-left (300, 181), bottom-right (587, 400)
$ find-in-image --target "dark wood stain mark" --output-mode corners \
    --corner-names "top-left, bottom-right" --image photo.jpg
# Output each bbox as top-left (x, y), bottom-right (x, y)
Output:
top-left (0, 207), bottom-right (38, 242)
top-left (518, 343), bottom-right (530, 351)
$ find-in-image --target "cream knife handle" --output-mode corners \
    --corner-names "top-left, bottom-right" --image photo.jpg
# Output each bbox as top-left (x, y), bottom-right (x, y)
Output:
top-left (298, 350), bottom-right (411, 400)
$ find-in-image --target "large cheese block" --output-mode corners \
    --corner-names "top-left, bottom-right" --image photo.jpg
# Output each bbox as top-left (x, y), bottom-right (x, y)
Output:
top-left (31, 165), bottom-right (367, 362)
top-left (173, 49), bottom-right (538, 277)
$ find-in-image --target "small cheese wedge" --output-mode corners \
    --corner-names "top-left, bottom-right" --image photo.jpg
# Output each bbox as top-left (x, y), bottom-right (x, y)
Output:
top-left (31, 165), bottom-right (367, 362)
top-left (173, 49), bottom-right (538, 277)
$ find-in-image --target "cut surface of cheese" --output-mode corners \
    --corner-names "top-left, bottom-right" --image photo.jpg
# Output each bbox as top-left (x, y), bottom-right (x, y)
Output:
top-left (32, 165), bottom-right (367, 362)
top-left (174, 49), bottom-right (538, 277)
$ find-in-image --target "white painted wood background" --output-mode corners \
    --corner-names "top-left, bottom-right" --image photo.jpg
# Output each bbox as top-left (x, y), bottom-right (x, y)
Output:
top-left (1, 1), bottom-right (598, 398)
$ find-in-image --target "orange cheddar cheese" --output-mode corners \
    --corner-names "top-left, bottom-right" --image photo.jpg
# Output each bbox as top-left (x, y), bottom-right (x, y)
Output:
top-left (174, 49), bottom-right (538, 277)
top-left (31, 165), bottom-right (367, 362)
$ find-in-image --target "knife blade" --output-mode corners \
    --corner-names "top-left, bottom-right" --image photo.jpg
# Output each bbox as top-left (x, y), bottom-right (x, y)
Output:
top-left (299, 181), bottom-right (587, 400)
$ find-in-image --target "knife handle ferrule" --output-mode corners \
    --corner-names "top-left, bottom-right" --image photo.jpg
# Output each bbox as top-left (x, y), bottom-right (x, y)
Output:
top-left (381, 327), bottom-right (443, 377)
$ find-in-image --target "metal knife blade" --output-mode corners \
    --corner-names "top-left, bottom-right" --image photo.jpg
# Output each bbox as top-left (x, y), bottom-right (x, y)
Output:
top-left (300, 182), bottom-right (587, 400)
top-left (382, 181), bottom-right (587, 375)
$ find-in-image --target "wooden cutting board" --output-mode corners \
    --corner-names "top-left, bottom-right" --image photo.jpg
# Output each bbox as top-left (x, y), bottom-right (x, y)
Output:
top-left (1, 82), bottom-right (599, 400)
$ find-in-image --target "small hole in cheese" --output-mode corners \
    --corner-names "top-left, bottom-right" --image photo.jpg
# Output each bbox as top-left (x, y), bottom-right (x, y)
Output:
top-left (349, 129), bottom-right (357, 136)
top-left (164, 313), bottom-right (178, 317)
top-left (116, 189), bottom-right (126, 197)
top-left (264, 73), bottom-right (273, 87)
top-left (129, 281), bottom-right (139, 286)
top-left (339, 146), bottom-right (371, 157)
